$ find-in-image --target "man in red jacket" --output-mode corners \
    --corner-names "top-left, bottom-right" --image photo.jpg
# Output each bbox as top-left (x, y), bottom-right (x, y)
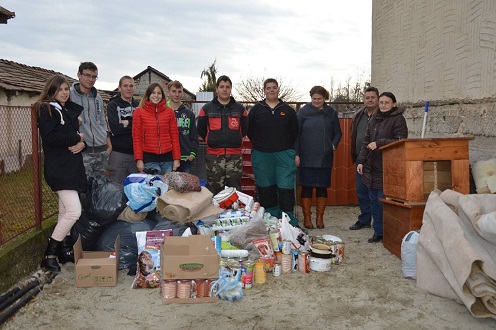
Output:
top-left (197, 76), bottom-right (248, 195)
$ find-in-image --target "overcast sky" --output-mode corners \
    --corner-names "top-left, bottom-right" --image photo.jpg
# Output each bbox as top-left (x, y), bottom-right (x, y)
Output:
top-left (0, 0), bottom-right (371, 100)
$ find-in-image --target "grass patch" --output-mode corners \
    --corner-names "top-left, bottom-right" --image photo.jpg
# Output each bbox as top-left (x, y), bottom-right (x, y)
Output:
top-left (0, 166), bottom-right (57, 242)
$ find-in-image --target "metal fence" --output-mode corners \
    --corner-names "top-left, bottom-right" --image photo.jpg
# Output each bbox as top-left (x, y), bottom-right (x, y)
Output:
top-left (0, 101), bottom-right (361, 247)
top-left (0, 105), bottom-right (58, 245)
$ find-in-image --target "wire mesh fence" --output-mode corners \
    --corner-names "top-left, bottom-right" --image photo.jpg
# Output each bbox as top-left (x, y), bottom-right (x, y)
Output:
top-left (0, 105), bottom-right (58, 245)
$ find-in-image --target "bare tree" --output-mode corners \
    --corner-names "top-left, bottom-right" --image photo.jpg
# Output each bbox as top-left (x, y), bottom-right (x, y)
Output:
top-left (199, 60), bottom-right (217, 92)
top-left (329, 72), bottom-right (370, 102)
top-left (234, 76), bottom-right (304, 102)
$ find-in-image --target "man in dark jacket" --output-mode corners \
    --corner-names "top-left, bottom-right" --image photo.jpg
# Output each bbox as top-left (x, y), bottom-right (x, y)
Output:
top-left (106, 76), bottom-right (139, 183)
top-left (197, 75), bottom-right (248, 195)
top-left (167, 80), bottom-right (199, 174)
top-left (349, 86), bottom-right (379, 231)
top-left (247, 78), bottom-right (299, 226)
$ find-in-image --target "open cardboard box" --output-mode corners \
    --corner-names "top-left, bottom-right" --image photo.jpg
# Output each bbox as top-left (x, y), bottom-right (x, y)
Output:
top-left (74, 235), bottom-right (120, 288)
top-left (160, 235), bottom-right (219, 304)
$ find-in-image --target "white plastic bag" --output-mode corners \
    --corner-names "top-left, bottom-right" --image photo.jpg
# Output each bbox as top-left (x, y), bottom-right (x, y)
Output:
top-left (401, 230), bottom-right (420, 279)
top-left (279, 212), bottom-right (310, 251)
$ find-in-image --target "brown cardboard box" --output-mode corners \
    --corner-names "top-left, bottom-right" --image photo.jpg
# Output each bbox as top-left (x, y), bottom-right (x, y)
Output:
top-left (74, 235), bottom-right (120, 288)
top-left (160, 235), bottom-right (219, 304)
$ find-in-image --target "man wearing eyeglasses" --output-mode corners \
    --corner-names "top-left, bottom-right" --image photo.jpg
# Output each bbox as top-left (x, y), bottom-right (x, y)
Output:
top-left (70, 61), bottom-right (111, 177)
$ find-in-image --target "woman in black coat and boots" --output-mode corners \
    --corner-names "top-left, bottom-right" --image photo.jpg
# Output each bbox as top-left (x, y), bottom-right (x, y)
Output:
top-left (35, 75), bottom-right (87, 271)
top-left (295, 86), bottom-right (342, 229)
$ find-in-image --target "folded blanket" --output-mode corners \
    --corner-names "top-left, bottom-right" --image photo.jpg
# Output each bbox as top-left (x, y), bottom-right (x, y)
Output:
top-left (156, 187), bottom-right (223, 223)
top-left (417, 189), bottom-right (496, 319)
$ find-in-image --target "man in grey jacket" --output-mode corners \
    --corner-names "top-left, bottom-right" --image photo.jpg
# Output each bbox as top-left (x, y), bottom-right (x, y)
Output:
top-left (348, 86), bottom-right (379, 231)
top-left (70, 62), bottom-right (111, 177)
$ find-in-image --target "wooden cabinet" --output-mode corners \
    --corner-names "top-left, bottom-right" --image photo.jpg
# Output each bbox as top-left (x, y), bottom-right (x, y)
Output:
top-left (381, 137), bottom-right (473, 203)
top-left (380, 137), bottom-right (473, 258)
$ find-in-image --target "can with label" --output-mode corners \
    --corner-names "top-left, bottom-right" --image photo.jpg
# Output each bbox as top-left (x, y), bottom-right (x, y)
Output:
top-left (298, 250), bottom-right (310, 274)
top-left (291, 249), bottom-right (299, 272)
top-left (333, 241), bottom-right (345, 265)
top-left (282, 240), bottom-right (292, 254)
top-left (241, 260), bottom-right (254, 289)
top-left (273, 262), bottom-right (281, 276)
top-left (254, 259), bottom-right (266, 284)
top-left (281, 253), bottom-right (292, 273)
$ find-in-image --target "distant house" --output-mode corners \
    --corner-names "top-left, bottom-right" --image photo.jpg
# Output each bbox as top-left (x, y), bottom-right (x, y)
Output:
top-left (0, 59), bottom-right (111, 173)
top-left (0, 59), bottom-right (79, 106)
top-left (132, 66), bottom-right (196, 101)
top-left (0, 6), bottom-right (15, 24)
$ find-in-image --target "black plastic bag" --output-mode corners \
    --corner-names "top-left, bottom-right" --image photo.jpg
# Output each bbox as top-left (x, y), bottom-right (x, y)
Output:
top-left (95, 219), bottom-right (156, 271)
top-left (70, 210), bottom-right (109, 251)
top-left (80, 174), bottom-right (127, 223)
top-left (147, 209), bottom-right (196, 236)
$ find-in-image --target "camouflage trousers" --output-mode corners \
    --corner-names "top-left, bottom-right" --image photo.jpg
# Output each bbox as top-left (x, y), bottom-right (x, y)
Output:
top-left (204, 154), bottom-right (243, 196)
top-left (82, 149), bottom-right (108, 178)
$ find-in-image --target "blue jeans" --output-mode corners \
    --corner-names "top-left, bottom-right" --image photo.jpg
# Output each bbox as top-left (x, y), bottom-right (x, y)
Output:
top-left (356, 160), bottom-right (372, 225)
top-left (145, 161), bottom-right (173, 174)
top-left (369, 188), bottom-right (385, 236)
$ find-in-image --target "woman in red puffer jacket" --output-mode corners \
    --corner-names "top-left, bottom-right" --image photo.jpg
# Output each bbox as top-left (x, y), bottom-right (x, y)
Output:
top-left (132, 83), bottom-right (181, 173)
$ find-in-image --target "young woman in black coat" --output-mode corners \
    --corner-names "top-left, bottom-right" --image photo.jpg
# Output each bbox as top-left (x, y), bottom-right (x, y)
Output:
top-left (35, 75), bottom-right (87, 271)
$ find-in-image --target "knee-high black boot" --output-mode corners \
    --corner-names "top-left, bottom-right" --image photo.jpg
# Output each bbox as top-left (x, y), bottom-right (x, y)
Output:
top-left (57, 236), bottom-right (75, 264)
top-left (40, 238), bottom-right (61, 272)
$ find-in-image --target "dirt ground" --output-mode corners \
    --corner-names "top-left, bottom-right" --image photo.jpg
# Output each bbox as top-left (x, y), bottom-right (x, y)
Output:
top-left (1, 206), bottom-right (495, 330)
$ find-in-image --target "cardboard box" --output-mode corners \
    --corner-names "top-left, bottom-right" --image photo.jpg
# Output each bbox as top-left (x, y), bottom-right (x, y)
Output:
top-left (74, 235), bottom-right (120, 288)
top-left (161, 235), bottom-right (219, 280)
top-left (160, 235), bottom-right (219, 304)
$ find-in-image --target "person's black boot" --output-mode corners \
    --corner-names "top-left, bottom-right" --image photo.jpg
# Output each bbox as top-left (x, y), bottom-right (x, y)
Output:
top-left (40, 238), bottom-right (61, 272)
top-left (368, 234), bottom-right (383, 243)
top-left (57, 235), bottom-right (75, 264)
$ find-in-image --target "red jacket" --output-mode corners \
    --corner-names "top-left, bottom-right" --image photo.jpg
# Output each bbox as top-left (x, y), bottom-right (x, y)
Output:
top-left (132, 99), bottom-right (181, 161)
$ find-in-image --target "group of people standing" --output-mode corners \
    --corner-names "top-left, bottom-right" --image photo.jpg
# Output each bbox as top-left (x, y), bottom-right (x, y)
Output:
top-left (36, 62), bottom-right (199, 272)
top-left (35, 61), bottom-right (407, 272)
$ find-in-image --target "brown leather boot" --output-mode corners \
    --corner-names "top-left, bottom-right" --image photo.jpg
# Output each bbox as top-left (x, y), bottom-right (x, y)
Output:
top-left (301, 198), bottom-right (314, 229)
top-left (316, 197), bottom-right (327, 229)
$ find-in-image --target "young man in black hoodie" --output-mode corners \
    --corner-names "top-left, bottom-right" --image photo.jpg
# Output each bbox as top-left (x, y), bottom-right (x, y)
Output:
top-left (167, 80), bottom-right (199, 173)
top-left (106, 76), bottom-right (139, 183)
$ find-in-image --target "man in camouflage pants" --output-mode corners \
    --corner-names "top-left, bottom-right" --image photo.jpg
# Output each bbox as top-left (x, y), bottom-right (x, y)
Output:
top-left (197, 75), bottom-right (248, 196)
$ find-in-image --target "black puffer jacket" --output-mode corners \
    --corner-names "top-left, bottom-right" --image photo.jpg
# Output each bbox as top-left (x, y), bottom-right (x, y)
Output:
top-left (38, 101), bottom-right (87, 192)
top-left (357, 106), bottom-right (408, 189)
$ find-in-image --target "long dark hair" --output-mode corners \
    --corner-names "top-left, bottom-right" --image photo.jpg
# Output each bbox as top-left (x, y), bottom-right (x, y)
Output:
top-left (34, 74), bottom-right (70, 117)
top-left (139, 83), bottom-right (165, 107)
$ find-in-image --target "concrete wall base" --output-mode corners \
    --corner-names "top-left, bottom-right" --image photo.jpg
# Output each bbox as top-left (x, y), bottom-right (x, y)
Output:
top-left (0, 219), bottom-right (56, 293)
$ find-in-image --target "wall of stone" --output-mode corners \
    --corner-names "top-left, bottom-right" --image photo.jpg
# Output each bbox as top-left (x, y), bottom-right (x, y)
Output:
top-left (403, 98), bottom-right (496, 163)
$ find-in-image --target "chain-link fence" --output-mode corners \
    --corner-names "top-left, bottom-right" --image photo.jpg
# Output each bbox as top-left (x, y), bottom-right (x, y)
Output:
top-left (0, 105), bottom-right (58, 245)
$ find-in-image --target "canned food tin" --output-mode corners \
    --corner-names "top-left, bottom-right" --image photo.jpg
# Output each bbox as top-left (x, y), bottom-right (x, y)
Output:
top-left (282, 240), bottom-right (292, 254)
top-left (281, 253), bottom-right (292, 273)
top-left (273, 262), bottom-right (281, 276)
top-left (333, 242), bottom-right (345, 264)
top-left (291, 250), bottom-right (299, 272)
top-left (241, 260), bottom-right (254, 290)
top-left (177, 280), bottom-right (192, 299)
top-left (254, 260), bottom-right (266, 284)
top-left (298, 250), bottom-right (310, 274)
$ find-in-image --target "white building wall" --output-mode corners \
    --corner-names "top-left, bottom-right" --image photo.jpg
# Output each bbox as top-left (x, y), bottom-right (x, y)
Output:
top-left (372, 0), bottom-right (496, 163)
top-left (372, 0), bottom-right (496, 102)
